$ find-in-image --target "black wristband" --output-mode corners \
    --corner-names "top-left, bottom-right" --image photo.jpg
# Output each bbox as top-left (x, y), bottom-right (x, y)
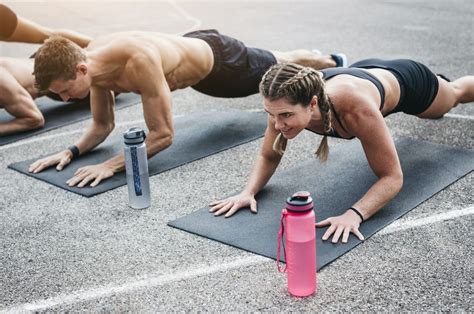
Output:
top-left (349, 207), bottom-right (364, 222)
top-left (68, 145), bottom-right (80, 159)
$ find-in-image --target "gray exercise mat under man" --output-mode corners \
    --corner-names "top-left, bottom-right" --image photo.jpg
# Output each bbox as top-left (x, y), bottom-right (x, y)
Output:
top-left (8, 110), bottom-right (267, 197)
top-left (0, 93), bottom-right (141, 145)
top-left (168, 138), bottom-right (473, 271)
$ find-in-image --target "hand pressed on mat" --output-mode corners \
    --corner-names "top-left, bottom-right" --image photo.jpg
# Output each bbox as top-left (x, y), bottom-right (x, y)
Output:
top-left (315, 209), bottom-right (365, 243)
top-left (209, 192), bottom-right (257, 218)
top-left (28, 150), bottom-right (72, 173)
top-left (66, 163), bottom-right (114, 187)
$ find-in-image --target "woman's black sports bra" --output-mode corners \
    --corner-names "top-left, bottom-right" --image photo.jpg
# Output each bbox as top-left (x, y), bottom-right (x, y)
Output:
top-left (306, 68), bottom-right (385, 139)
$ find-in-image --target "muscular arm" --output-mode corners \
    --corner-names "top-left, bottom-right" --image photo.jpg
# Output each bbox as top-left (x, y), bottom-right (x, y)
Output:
top-left (0, 70), bottom-right (44, 136)
top-left (243, 117), bottom-right (285, 196)
top-left (102, 51), bottom-right (174, 173)
top-left (209, 116), bottom-right (284, 217)
top-left (316, 91), bottom-right (403, 243)
top-left (28, 86), bottom-right (116, 177)
top-left (73, 86), bottom-right (116, 154)
top-left (344, 100), bottom-right (403, 220)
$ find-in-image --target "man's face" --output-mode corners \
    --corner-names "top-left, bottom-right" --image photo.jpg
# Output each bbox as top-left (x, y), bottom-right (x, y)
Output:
top-left (49, 64), bottom-right (90, 101)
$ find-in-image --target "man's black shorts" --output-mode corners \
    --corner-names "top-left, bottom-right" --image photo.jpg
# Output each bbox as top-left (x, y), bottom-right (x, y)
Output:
top-left (184, 29), bottom-right (277, 98)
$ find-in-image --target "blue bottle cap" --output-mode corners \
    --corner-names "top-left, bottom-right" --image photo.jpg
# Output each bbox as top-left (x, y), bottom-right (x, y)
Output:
top-left (123, 127), bottom-right (146, 144)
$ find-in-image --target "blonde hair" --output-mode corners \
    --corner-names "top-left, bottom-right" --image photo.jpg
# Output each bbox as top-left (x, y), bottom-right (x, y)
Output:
top-left (259, 63), bottom-right (333, 161)
top-left (33, 35), bottom-right (86, 92)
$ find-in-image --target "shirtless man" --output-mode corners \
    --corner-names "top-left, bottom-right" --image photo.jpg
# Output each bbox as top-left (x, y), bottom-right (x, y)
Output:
top-left (0, 3), bottom-right (91, 136)
top-left (29, 29), bottom-right (347, 188)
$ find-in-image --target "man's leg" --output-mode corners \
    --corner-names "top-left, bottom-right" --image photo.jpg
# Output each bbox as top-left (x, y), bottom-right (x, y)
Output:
top-left (270, 49), bottom-right (346, 69)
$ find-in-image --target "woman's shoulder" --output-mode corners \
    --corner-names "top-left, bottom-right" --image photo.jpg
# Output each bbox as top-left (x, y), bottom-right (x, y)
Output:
top-left (328, 79), bottom-right (373, 112)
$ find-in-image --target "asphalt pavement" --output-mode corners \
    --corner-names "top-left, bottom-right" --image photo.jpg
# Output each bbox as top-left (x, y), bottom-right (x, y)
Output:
top-left (0, 0), bottom-right (473, 312)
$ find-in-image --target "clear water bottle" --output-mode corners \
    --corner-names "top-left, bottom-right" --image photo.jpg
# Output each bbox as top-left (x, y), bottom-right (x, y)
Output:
top-left (277, 191), bottom-right (317, 297)
top-left (123, 128), bottom-right (151, 209)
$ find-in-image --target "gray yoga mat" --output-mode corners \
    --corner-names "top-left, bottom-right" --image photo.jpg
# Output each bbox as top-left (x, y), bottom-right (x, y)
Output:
top-left (0, 93), bottom-right (141, 145)
top-left (8, 110), bottom-right (267, 197)
top-left (168, 138), bottom-right (473, 271)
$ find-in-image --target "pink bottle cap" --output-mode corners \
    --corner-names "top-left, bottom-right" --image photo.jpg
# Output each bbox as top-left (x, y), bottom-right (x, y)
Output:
top-left (285, 191), bottom-right (313, 212)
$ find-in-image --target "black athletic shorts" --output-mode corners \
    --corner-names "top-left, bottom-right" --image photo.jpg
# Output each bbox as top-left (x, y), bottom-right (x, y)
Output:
top-left (183, 29), bottom-right (277, 98)
top-left (350, 58), bottom-right (440, 115)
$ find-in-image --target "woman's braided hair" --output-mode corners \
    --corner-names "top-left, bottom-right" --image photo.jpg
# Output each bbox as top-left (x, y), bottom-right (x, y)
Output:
top-left (259, 63), bottom-right (333, 161)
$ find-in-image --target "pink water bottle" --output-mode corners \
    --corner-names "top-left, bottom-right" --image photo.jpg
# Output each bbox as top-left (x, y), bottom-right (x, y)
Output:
top-left (277, 191), bottom-right (317, 297)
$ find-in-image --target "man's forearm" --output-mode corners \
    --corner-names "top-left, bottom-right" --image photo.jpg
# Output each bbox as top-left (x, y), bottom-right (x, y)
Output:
top-left (73, 123), bottom-right (113, 156)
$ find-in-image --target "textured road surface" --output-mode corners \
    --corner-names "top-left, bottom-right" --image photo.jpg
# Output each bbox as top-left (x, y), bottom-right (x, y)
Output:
top-left (1, 0), bottom-right (473, 312)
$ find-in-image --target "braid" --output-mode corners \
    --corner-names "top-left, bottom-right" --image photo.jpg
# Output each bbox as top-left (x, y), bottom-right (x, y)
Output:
top-left (277, 67), bottom-right (315, 93)
top-left (313, 74), bottom-right (333, 162)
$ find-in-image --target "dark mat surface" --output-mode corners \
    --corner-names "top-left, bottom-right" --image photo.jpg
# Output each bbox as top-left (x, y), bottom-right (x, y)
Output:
top-left (0, 93), bottom-right (141, 145)
top-left (8, 110), bottom-right (267, 197)
top-left (168, 138), bottom-right (474, 271)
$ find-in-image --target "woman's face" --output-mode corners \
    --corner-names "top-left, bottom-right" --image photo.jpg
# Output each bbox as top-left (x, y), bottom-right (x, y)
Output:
top-left (263, 97), bottom-right (316, 139)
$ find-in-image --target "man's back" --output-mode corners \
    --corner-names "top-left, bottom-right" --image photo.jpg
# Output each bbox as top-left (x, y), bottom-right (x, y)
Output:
top-left (86, 31), bottom-right (214, 92)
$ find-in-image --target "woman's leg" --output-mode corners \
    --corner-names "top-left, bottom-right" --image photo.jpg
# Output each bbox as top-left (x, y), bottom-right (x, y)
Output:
top-left (417, 76), bottom-right (474, 119)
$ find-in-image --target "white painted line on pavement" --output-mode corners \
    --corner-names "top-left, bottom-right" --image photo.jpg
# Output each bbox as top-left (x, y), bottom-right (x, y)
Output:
top-left (443, 113), bottom-right (474, 121)
top-left (246, 108), bottom-right (265, 113)
top-left (2, 205), bottom-right (473, 312)
top-left (378, 205), bottom-right (474, 235)
top-left (0, 256), bottom-right (269, 313)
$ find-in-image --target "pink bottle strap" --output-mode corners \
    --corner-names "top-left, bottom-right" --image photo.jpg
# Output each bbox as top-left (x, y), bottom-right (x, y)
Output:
top-left (276, 210), bottom-right (288, 273)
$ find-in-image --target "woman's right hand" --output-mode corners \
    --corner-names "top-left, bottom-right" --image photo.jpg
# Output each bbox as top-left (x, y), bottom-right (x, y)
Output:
top-left (209, 192), bottom-right (257, 218)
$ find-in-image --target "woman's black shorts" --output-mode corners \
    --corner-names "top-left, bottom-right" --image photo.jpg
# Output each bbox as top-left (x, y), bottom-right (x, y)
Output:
top-left (350, 58), bottom-right (441, 115)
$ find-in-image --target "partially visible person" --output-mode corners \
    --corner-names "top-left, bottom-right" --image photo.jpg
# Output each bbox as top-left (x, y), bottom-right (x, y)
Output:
top-left (27, 29), bottom-right (346, 188)
top-left (209, 60), bottom-right (473, 244)
top-left (0, 3), bottom-right (92, 136)
top-left (0, 3), bottom-right (90, 46)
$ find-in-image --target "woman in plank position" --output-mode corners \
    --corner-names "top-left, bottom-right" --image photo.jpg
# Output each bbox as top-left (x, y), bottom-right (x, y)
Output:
top-left (210, 59), bottom-right (473, 243)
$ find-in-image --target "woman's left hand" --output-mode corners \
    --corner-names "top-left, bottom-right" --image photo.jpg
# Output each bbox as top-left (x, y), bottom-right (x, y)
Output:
top-left (315, 210), bottom-right (365, 243)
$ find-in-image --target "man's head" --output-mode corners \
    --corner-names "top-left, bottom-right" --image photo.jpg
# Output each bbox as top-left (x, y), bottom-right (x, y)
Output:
top-left (33, 36), bottom-right (90, 101)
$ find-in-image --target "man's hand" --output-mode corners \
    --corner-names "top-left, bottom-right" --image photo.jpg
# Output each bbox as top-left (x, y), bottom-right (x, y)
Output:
top-left (315, 210), bottom-right (365, 244)
top-left (65, 163), bottom-right (115, 188)
top-left (29, 150), bottom-right (73, 173)
top-left (209, 192), bottom-right (257, 218)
